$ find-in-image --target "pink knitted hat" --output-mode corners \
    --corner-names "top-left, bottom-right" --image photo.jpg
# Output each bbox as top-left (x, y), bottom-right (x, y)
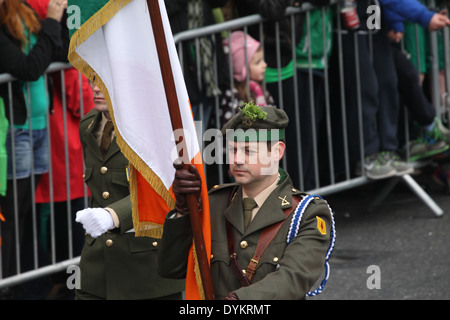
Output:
top-left (224, 31), bottom-right (261, 83)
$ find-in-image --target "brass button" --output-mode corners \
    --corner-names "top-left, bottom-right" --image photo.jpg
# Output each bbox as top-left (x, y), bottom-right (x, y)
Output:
top-left (240, 241), bottom-right (248, 249)
top-left (242, 269), bottom-right (246, 274)
top-left (152, 241), bottom-right (158, 247)
top-left (82, 174), bottom-right (85, 179)
top-left (106, 239), bottom-right (113, 247)
top-left (102, 191), bottom-right (110, 199)
top-left (273, 257), bottom-right (279, 263)
top-left (210, 254), bottom-right (214, 259)
top-left (101, 166), bottom-right (108, 174)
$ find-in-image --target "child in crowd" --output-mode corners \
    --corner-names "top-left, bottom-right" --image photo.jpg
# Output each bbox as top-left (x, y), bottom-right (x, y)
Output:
top-left (220, 31), bottom-right (274, 126)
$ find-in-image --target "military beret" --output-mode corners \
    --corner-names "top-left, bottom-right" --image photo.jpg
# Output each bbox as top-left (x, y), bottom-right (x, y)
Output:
top-left (221, 103), bottom-right (289, 142)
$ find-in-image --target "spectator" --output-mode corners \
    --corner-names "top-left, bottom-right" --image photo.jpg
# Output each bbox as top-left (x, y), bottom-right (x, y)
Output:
top-left (220, 31), bottom-right (274, 126)
top-left (0, 0), bottom-right (67, 298)
top-left (331, 0), bottom-right (449, 180)
top-left (27, 0), bottom-right (95, 299)
top-left (392, 43), bottom-right (450, 162)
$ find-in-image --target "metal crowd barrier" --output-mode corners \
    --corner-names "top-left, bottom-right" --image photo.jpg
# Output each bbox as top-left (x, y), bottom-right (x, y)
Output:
top-left (0, 0), bottom-right (448, 293)
top-left (0, 63), bottom-right (87, 290)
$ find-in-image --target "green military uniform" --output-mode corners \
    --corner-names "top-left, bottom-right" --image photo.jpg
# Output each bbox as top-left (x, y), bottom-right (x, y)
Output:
top-left (76, 109), bottom-right (185, 300)
top-left (158, 105), bottom-right (335, 299)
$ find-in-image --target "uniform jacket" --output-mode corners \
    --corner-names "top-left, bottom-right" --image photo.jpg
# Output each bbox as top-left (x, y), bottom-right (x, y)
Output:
top-left (158, 171), bottom-right (333, 300)
top-left (77, 109), bottom-right (185, 299)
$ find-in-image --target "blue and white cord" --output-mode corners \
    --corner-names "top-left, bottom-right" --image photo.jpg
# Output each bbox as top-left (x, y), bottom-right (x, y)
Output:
top-left (286, 195), bottom-right (337, 297)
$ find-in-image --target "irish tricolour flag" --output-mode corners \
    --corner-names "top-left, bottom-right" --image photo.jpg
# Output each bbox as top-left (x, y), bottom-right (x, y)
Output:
top-left (68, 0), bottom-right (211, 300)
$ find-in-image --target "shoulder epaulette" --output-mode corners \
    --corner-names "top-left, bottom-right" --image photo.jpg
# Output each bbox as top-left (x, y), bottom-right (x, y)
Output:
top-left (208, 183), bottom-right (238, 195)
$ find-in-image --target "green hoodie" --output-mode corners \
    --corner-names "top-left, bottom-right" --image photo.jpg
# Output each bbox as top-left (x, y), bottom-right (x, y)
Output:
top-left (265, 7), bottom-right (333, 83)
top-left (295, 7), bottom-right (333, 69)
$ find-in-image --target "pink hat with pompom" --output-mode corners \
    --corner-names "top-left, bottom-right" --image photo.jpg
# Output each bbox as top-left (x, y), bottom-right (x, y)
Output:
top-left (224, 31), bottom-right (261, 83)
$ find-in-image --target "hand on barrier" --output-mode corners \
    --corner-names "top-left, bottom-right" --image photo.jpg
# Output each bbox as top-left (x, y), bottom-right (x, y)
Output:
top-left (75, 208), bottom-right (114, 238)
top-left (428, 10), bottom-right (450, 31)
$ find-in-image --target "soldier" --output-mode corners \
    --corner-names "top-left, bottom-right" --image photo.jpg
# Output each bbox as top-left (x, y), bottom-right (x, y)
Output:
top-left (158, 104), bottom-right (335, 300)
top-left (74, 76), bottom-right (185, 300)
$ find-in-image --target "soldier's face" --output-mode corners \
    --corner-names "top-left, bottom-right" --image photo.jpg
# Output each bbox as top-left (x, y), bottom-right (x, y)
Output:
top-left (228, 140), bottom-right (285, 187)
top-left (89, 77), bottom-right (108, 113)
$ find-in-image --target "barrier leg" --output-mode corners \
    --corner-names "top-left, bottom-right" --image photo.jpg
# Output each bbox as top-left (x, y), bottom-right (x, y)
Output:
top-left (402, 174), bottom-right (444, 217)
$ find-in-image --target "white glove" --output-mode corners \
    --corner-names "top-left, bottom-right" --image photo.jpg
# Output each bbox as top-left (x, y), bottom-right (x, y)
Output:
top-left (75, 208), bottom-right (114, 238)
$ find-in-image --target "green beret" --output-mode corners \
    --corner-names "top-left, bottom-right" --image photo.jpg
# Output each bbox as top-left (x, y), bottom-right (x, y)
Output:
top-left (221, 103), bottom-right (289, 142)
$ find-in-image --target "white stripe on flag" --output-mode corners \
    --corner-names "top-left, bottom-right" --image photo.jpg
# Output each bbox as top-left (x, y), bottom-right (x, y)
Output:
top-left (75, 0), bottom-right (199, 189)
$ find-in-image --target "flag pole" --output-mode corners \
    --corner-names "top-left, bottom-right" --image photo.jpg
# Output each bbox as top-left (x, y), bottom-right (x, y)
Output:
top-left (146, 0), bottom-right (215, 300)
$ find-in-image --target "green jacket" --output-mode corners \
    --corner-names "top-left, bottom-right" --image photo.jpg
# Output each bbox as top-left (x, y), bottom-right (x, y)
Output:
top-left (77, 109), bottom-right (185, 299)
top-left (296, 7), bottom-right (333, 69)
top-left (158, 171), bottom-right (333, 300)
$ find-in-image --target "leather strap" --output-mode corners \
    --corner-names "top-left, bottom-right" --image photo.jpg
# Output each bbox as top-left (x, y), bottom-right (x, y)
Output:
top-left (245, 196), bottom-right (300, 283)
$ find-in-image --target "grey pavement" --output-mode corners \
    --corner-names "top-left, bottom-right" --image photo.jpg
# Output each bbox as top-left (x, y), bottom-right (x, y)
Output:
top-left (308, 168), bottom-right (450, 300)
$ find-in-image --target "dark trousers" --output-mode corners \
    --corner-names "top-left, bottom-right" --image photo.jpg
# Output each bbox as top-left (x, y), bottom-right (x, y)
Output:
top-left (340, 30), bottom-right (399, 158)
top-left (392, 43), bottom-right (436, 127)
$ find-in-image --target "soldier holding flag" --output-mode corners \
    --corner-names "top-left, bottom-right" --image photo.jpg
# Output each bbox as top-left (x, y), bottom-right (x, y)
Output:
top-left (158, 104), bottom-right (336, 300)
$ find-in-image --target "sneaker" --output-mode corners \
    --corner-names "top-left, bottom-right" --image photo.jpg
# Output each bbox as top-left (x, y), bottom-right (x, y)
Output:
top-left (407, 117), bottom-right (450, 161)
top-left (364, 152), bottom-right (396, 180)
top-left (408, 139), bottom-right (449, 162)
top-left (432, 117), bottom-right (450, 142)
top-left (382, 151), bottom-right (414, 176)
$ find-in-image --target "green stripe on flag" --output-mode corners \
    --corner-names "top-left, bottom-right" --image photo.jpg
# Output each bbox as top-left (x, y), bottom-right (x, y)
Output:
top-left (68, 0), bottom-right (109, 38)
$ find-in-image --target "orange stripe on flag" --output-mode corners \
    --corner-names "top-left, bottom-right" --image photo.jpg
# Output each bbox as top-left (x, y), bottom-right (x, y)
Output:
top-left (136, 170), bottom-right (173, 226)
top-left (131, 166), bottom-right (174, 238)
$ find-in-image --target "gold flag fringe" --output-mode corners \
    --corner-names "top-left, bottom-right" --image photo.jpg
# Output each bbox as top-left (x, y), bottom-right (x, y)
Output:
top-left (68, 0), bottom-right (175, 239)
